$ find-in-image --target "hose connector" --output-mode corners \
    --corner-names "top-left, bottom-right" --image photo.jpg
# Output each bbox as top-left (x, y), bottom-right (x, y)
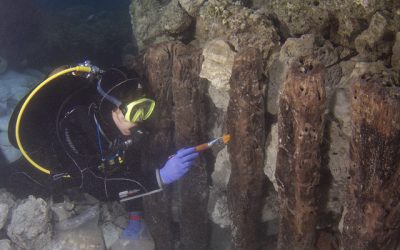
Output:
top-left (77, 60), bottom-right (104, 78)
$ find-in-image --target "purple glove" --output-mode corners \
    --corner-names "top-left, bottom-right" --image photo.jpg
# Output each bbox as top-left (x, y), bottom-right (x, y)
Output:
top-left (159, 147), bottom-right (199, 185)
top-left (122, 212), bottom-right (143, 239)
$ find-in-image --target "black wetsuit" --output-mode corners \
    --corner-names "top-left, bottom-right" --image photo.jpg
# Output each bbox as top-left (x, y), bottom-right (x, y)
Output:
top-left (55, 103), bottom-right (163, 202)
top-left (4, 73), bottom-right (163, 205)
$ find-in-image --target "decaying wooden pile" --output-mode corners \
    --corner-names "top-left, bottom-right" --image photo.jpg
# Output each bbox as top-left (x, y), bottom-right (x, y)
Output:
top-left (342, 74), bottom-right (400, 249)
top-left (276, 57), bottom-right (326, 250)
top-left (227, 48), bottom-right (267, 250)
top-left (171, 43), bottom-right (209, 250)
top-left (141, 41), bottom-right (209, 250)
top-left (139, 41), bottom-right (400, 250)
top-left (141, 42), bottom-right (176, 250)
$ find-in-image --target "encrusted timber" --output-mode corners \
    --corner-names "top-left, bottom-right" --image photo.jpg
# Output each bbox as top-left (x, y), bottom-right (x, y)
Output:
top-left (142, 42), bottom-right (178, 250)
top-left (342, 76), bottom-right (400, 250)
top-left (276, 57), bottom-right (326, 250)
top-left (171, 43), bottom-right (210, 250)
top-left (227, 47), bottom-right (267, 250)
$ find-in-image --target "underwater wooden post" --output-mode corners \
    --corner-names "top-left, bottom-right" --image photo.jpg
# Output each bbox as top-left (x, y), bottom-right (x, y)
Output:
top-left (276, 57), bottom-right (326, 250)
top-left (142, 42), bottom-right (177, 250)
top-left (226, 47), bottom-right (267, 250)
top-left (172, 43), bottom-right (210, 250)
top-left (342, 73), bottom-right (400, 249)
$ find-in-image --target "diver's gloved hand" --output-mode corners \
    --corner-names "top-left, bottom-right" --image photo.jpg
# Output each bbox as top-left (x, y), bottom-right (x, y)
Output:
top-left (122, 212), bottom-right (144, 239)
top-left (159, 147), bottom-right (199, 185)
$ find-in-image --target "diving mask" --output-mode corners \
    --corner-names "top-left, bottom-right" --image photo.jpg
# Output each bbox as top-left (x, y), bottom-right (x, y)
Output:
top-left (96, 69), bottom-right (156, 123)
top-left (122, 98), bottom-right (155, 123)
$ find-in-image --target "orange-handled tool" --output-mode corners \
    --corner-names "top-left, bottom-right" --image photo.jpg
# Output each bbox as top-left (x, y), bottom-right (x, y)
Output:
top-left (168, 134), bottom-right (231, 159)
top-left (195, 134), bottom-right (231, 152)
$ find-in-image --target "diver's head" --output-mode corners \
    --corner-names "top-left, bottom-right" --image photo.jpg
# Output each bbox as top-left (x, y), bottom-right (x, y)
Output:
top-left (96, 68), bottom-right (155, 135)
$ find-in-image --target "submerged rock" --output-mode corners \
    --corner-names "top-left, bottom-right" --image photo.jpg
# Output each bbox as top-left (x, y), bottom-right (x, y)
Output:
top-left (266, 0), bottom-right (333, 37)
top-left (258, 0), bottom-right (393, 48)
top-left (261, 191), bottom-right (279, 236)
top-left (355, 12), bottom-right (393, 61)
top-left (179, 0), bottom-right (205, 16)
top-left (0, 189), bottom-right (16, 208)
top-left (210, 195), bottom-right (231, 228)
top-left (391, 32), bottom-right (400, 71)
top-left (51, 200), bottom-right (75, 223)
top-left (0, 187), bottom-right (127, 250)
top-left (196, 0), bottom-right (279, 73)
top-left (264, 124), bottom-right (278, 190)
top-left (200, 39), bottom-right (234, 231)
top-left (52, 205), bottom-right (105, 250)
top-left (0, 203), bottom-right (9, 230)
top-left (208, 147), bottom-right (232, 229)
top-left (129, 0), bottom-right (192, 52)
top-left (200, 39), bottom-right (235, 110)
top-left (100, 202), bottom-right (127, 249)
top-left (7, 196), bottom-right (52, 250)
top-left (0, 239), bottom-right (13, 250)
top-left (334, 13), bottom-right (369, 48)
top-left (101, 222), bottom-right (121, 250)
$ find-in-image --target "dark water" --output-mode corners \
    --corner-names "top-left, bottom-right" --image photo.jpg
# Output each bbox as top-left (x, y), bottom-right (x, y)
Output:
top-left (0, 0), bottom-right (133, 70)
top-left (33, 0), bottom-right (131, 10)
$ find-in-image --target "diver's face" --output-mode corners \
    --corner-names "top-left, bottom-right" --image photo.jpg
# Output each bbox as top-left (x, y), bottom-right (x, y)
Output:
top-left (111, 108), bottom-right (137, 136)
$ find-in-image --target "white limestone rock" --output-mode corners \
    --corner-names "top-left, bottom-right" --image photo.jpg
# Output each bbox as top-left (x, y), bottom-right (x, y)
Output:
top-left (7, 196), bottom-right (52, 250)
top-left (279, 34), bottom-right (316, 61)
top-left (0, 239), bottom-right (13, 250)
top-left (264, 123), bottom-right (278, 191)
top-left (211, 196), bottom-right (231, 228)
top-left (200, 39), bottom-right (235, 110)
top-left (350, 61), bottom-right (387, 80)
top-left (201, 39), bottom-right (234, 229)
top-left (0, 203), bottom-right (9, 230)
top-left (0, 189), bottom-right (16, 208)
top-left (211, 147), bottom-right (231, 189)
top-left (100, 202), bottom-right (128, 229)
top-left (100, 202), bottom-right (127, 248)
top-left (101, 222), bottom-right (122, 249)
top-left (51, 200), bottom-right (75, 223)
top-left (261, 192), bottom-right (279, 235)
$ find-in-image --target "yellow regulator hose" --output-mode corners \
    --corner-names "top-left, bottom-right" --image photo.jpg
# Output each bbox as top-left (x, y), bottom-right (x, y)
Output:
top-left (15, 66), bottom-right (93, 175)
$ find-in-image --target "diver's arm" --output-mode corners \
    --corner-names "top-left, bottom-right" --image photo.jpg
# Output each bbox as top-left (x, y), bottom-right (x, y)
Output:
top-left (119, 147), bottom-right (199, 202)
top-left (116, 169), bottom-right (164, 202)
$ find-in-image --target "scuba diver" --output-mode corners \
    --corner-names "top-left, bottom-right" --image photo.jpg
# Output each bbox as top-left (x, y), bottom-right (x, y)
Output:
top-left (6, 61), bottom-right (199, 243)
